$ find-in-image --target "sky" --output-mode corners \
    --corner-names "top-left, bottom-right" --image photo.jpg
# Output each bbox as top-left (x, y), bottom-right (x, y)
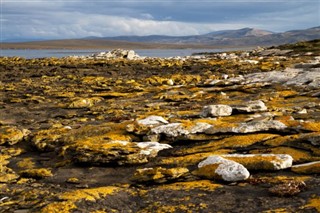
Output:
top-left (1, 0), bottom-right (320, 41)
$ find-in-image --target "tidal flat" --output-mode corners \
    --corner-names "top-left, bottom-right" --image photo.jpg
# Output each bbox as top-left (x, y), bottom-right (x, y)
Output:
top-left (0, 40), bottom-right (320, 212)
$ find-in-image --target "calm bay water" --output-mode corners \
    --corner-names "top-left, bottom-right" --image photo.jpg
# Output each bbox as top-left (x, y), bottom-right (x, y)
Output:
top-left (0, 48), bottom-right (229, 59)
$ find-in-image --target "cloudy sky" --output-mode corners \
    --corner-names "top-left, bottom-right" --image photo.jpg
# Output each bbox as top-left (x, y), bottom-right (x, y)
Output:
top-left (1, 0), bottom-right (319, 41)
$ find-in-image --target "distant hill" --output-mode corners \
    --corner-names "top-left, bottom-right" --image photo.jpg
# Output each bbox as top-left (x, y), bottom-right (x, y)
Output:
top-left (2, 26), bottom-right (319, 49)
top-left (101, 26), bottom-right (319, 46)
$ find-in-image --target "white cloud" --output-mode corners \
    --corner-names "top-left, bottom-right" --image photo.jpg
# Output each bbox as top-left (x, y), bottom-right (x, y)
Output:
top-left (1, 0), bottom-right (319, 40)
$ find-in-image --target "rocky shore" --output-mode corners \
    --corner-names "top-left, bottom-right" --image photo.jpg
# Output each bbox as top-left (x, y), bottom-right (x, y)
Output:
top-left (0, 40), bottom-right (320, 212)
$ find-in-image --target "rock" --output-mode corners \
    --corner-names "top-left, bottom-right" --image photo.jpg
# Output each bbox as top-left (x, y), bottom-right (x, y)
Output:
top-left (0, 155), bottom-right (19, 183)
top-left (150, 122), bottom-right (212, 138)
top-left (132, 167), bottom-right (189, 183)
top-left (136, 142), bottom-right (172, 156)
top-left (205, 120), bottom-right (287, 134)
top-left (291, 161), bottom-right (320, 174)
top-left (221, 154), bottom-right (293, 170)
top-left (63, 141), bottom-right (172, 165)
top-left (233, 120), bottom-right (287, 134)
top-left (201, 105), bottom-right (233, 117)
top-left (91, 49), bottom-right (140, 60)
top-left (193, 156), bottom-right (250, 182)
top-left (68, 97), bottom-right (102, 108)
top-left (31, 127), bottom-right (71, 152)
top-left (233, 100), bottom-right (267, 113)
top-left (258, 48), bottom-right (292, 56)
top-left (137, 115), bottom-right (169, 126)
top-left (0, 126), bottom-right (30, 145)
top-left (269, 180), bottom-right (306, 196)
top-left (19, 168), bottom-right (53, 179)
top-left (245, 68), bottom-right (320, 88)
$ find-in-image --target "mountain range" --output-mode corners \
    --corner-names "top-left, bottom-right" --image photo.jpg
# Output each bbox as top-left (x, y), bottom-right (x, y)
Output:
top-left (92, 26), bottom-right (319, 46)
top-left (2, 26), bottom-right (320, 49)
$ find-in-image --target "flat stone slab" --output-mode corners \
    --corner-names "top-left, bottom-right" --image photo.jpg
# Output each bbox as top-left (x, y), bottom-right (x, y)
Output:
top-left (291, 161), bottom-right (320, 174)
top-left (221, 154), bottom-right (293, 170)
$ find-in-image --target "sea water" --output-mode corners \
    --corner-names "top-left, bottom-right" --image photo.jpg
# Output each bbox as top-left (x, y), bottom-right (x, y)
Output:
top-left (0, 48), bottom-right (234, 59)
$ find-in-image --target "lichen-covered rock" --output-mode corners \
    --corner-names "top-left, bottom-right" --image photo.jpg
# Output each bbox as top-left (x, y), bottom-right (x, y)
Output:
top-left (205, 120), bottom-right (287, 134)
top-left (0, 126), bottom-right (30, 145)
top-left (90, 49), bottom-right (140, 60)
top-left (68, 97), bottom-right (102, 108)
top-left (291, 161), bottom-right (320, 174)
top-left (245, 67), bottom-right (320, 88)
top-left (201, 105), bottom-right (233, 117)
top-left (150, 122), bottom-right (212, 138)
top-left (268, 180), bottom-right (306, 196)
top-left (19, 168), bottom-right (53, 179)
top-left (132, 167), bottom-right (189, 183)
top-left (221, 154), bottom-right (293, 170)
top-left (0, 155), bottom-right (19, 183)
top-left (193, 156), bottom-right (250, 181)
top-left (31, 127), bottom-right (72, 151)
top-left (233, 100), bottom-right (267, 113)
top-left (63, 141), bottom-right (171, 165)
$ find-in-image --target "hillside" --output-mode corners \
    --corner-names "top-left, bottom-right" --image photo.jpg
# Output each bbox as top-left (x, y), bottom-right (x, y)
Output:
top-left (1, 26), bottom-right (319, 49)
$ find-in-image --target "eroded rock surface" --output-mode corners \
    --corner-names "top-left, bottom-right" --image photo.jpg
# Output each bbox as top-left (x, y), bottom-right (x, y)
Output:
top-left (0, 41), bottom-right (320, 212)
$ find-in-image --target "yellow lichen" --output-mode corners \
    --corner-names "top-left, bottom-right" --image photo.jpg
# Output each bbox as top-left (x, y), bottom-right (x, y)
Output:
top-left (17, 158), bottom-right (35, 169)
top-left (59, 186), bottom-right (119, 202)
top-left (158, 150), bottom-right (232, 167)
top-left (304, 197), bottom-right (320, 211)
top-left (40, 201), bottom-right (77, 213)
top-left (158, 180), bottom-right (222, 191)
top-left (250, 147), bottom-right (317, 163)
top-left (292, 162), bottom-right (320, 174)
top-left (264, 135), bottom-right (300, 146)
top-left (300, 121), bottom-right (320, 132)
top-left (19, 168), bottom-right (53, 179)
top-left (175, 134), bottom-right (277, 157)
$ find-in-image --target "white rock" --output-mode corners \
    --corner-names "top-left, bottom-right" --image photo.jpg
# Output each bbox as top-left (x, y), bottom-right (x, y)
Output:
top-left (137, 116), bottom-right (169, 126)
top-left (233, 100), bottom-right (267, 113)
top-left (188, 122), bottom-right (213, 134)
top-left (151, 122), bottom-right (212, 138)
top-left (151, 123), bottom-right (188, 138)
top-left (232, 120), bottom-right (286, 133)
top-left (205, 120), bottom-right (287, 134)
top-left (126, 50), bottom-right (136, 60)
top-left (136, 142), bottom-right (172, 156)
top-left (297, 109), bottom-right (307, 114)
top-left (201, 105), bottom-right (233, 117)
top-left (198, 156), bottom-right (250, 181)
